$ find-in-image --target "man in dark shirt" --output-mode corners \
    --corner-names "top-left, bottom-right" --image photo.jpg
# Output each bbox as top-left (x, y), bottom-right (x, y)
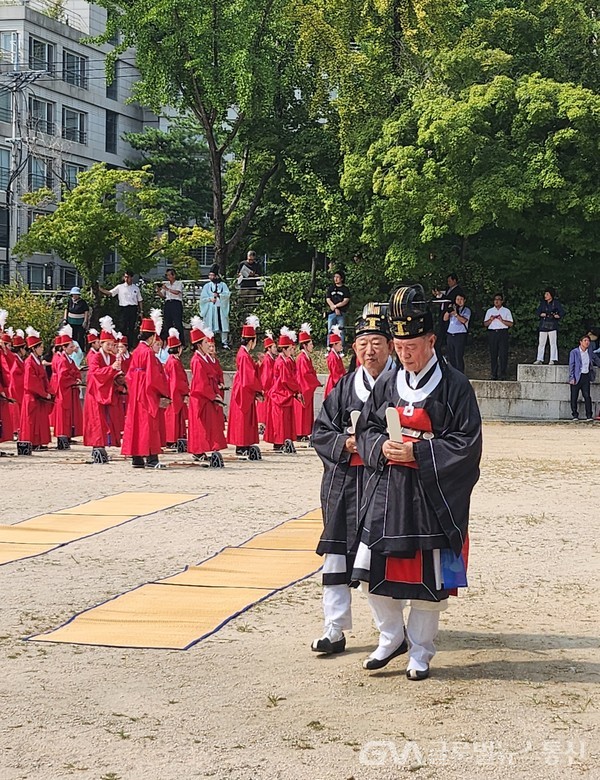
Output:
top-left (63, 287), bottom-right (90, 350)
top-left (237, 250), bottom-right (262, 289)
top-left (326, 271), bottom-right (351, 347)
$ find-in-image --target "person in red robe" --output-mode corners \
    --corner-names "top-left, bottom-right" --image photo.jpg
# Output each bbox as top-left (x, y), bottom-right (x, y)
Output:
top-left (188, 317), bottom-right (227, 460)
top-left (83, 318), bottom-right (124, 460)
top-left (294, 323), bottom-right (322, 440)
top-left (52, 325), bottom-right (83, 446)
top-left (114, 333), bottom-right (131, 430)
top-left (121, 309), bottom-right (171, 468)
top-left (0, 318), bottom-right (16, 446)
top-left (164, 328), bottom-right (189, 448)
top-left (227, 315), bottom-right (263, 455)
top-left (257, 330), bottom-right (276, 431)
top-left (264, 327), bottom-right (303, 452)
top-left (8, 330), bottom-right (26, 439)
top-left (19, 327), bottom-right (53, 449)
top-left (204, 329), bottom-right (227, 446)
top-left (324, 325), bottom-right (346, 398)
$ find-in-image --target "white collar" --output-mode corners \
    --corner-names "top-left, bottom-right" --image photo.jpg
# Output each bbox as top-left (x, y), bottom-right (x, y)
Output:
top-left (353, 356), bottom-right (395, 402)
top-left (396, 354), bottom-right (442, 413)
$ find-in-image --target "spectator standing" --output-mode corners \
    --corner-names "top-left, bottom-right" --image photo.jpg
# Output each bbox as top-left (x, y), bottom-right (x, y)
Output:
top-left (326, 271), bottom-right (351, 347)
top-left (63, 287), bottom-right (90, 350)
top-left (443, 293), bottom-right (470, 374)
top-left (433, 273), bottom-right (464, 346)
top-left (568, 335), bottom-right (594, 421)
top-left (534, 288), bottom-right (565, 365)
top-left (483, 294), bottom-right (513, 380)
top-left (158, 268), bottom-right (185, 346)
top-left (237, 250), bottom-right (262, 289)
top-left (99, 270), bottom-right (143, 349)
top-left (200, 265), bottom-right (231, 349)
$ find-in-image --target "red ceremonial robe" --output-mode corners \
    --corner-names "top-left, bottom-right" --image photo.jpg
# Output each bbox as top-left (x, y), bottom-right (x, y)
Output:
top-left (53, 353), bottom-right (83, 438)
top-left (227, 346), bottom-right (262, 447)
top-left (8, 353), bottom-right (24, 437)
top-left (164, 355), bottom-right (189, 442)
top-left (83, 349), bottom-right (123, 447)
top-left (294, 349), bottom-right (322, 437)
top-left (188, 351), bottom-right (227, 454)
top-left (206, 355), bottom-right (226, 445)
top-left (264, 354), bottom-right (299, 444)
top-left (324, 350), bottom-right (345, 398)
top-left (19, 354), bottom-right (52, 445)
top-left (121, 342), bottom-right (170, 457)
top-left (0, 354), bottom-right (14, 443)
top-left (257, 353), bottom-right (276, 426)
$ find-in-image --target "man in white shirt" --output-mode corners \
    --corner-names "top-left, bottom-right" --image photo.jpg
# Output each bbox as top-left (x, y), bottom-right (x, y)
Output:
top-left (158, 268), bottom-right (185, 346)
top-left (483, 294), bottom-right (514, 380)
top-left (443, 293), bottom-right (470, 374)
top-left (99, 270), bottom-right (143, 348)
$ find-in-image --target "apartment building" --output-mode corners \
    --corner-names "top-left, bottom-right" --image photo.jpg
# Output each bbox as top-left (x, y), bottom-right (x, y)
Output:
top-left (0, 0), bottom-right (160, 288)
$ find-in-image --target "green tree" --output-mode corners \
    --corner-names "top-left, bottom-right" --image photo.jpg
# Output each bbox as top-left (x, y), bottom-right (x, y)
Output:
top-left (95, 0), bottom-right (324, 272)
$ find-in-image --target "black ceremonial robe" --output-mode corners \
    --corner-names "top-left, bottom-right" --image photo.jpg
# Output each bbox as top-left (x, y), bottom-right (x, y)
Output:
top-left (354, 358), bottom-right (482, 601)
top-left (312, 361), bottom-right (394, 583)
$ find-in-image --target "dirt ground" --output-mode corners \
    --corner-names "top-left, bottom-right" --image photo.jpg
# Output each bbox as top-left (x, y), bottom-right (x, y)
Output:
top-left (0, 422), bottom-right (598, 780)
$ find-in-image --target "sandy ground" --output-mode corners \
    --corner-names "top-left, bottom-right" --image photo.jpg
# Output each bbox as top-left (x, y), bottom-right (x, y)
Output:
top-left (0, 422), bottom-right (598, 780)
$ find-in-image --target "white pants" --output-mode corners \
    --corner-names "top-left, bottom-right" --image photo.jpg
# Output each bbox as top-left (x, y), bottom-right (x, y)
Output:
top-left (537, 330), bottom-right (558, 362)
top-left (321, 554), bottom-right (352, 630)
top-left (368, 593), bottom-right (445, 671)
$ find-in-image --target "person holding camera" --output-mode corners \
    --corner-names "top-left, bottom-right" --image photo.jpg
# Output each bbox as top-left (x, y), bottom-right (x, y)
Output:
top-left (443, 293), bottom-right (470, 374)
top-left (483, 294), bottom-right (513, 380)
top-left (534, 288), bottom-right (565, 365)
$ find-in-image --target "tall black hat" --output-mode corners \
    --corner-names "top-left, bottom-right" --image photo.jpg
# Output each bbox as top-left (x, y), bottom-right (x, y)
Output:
top-left (388, 284), bottom-right (434, 339)
top-left (355, 302), bottom-right (392, 340)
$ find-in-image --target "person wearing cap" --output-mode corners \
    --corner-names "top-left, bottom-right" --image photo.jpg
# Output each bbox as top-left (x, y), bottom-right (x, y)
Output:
top-left (7, 330), bottom-right (26, 439)
top-left (353, 284), bottom-right (482, 680)
top-left (86, 328), bottom-right (100, 356)
top-left (188, 317), bottom-right (227, 461)
top-left (83, 317), bottom-right (123, 457)
top-left (200, 265), bottom-right (231, 349)
top-left (52, 325), bottom-right (84, 445)
top-left (121, 309), bottom-right (171, 468)
top-left (324, 326), bottom-right (345, 398)
top-left (227, 316), bottom-right (263, 456)
top-left (19, 327), bottom-right (53, 450)
top-left (264, 327), bottom-right (302, 452)
top-left (164, 328), bottom-right (189, 448)
top-left (257, 330), bottom-right (277, 434)
top-left (63, 287), bottom-right (90, 350)
top-left (294, 323), bottom-right (322, 441)
top-left (311, 303), bottom-right (395, 656)
top-left (204, 329), bottom-right (227, 442)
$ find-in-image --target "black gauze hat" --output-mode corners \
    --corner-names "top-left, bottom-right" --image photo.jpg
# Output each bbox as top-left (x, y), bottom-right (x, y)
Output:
top-left (388, 284), bottom-right (434, 339)
top-left (355, 302), bottom-right (392, 340)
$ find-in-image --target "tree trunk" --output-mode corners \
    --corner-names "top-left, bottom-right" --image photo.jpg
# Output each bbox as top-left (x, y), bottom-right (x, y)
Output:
top-left (308, 248), bottom-right (318, 300)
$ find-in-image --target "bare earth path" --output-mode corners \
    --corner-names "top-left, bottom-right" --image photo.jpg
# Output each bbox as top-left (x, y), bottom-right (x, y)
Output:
top-left (0, 422), bottom-right (598, 780)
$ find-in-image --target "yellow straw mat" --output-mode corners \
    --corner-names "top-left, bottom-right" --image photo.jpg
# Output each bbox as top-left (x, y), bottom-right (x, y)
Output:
top-left (30, 507), bottom-right (324, 649)
top-left (34, 584), bottom-right (271, 649)
top-left (0, 493), bottom-right (203, 565)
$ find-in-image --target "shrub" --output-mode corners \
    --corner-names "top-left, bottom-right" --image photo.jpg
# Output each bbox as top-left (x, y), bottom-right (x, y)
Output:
top-left (0, 284), bottom-right (63, 347)
top-left (254, 271), bottom-right (329, 344)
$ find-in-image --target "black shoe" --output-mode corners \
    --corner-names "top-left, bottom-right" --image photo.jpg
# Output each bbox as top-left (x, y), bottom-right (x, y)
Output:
top-left (132, 456), bottom-right (145, 468)
top-left (193, 453), bottom-right (207, 461)
top-left (32, 445), bottom-right (49, 451)
top-left (406, 666), bottom-right (430, 681)
top-left (236, 447), bottom-right (249, 456)
top-left (362, 639), bottom-right (408, 670)
top-left (311, 634), bottom-right (346, 655)
top-left (273, 444), bottom-right (284, 451)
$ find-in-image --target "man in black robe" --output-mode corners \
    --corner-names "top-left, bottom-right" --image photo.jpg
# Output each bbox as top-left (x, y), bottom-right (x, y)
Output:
top-left (354, 284), bottom-right (482, 680)
top-left (311, 303), bottom-right (395, 655)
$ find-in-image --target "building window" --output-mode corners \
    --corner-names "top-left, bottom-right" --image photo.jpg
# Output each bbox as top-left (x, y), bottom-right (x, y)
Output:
top-left (0, 208), bottom-right (8, 248)
top-left (62, 107), bottom-right (87, 144)
top-left (105, 110), bottom-right (118, 154)
top-left (103, 249), bottom-right (117, 277)
top-left (106, 61), bottom-right (118, 100)
top-left (62, 50), bottom-right (88, 89)
top-left (60, 266), bottom-right (81, 290)
top-left (0, 32), bottom-right (20, 68)
top-left (28, 97), bottom-right (55, 135)
top-left (62, 162), bottom-right (85, 190)
top-left (0, 92), bottom-right (11, 123)
top-left (29, 37), bottom-right (54, 72)
top-left (27, 209), bottom-right (46, 229)
top-left (0, 148), bottom-right (10, 189)
top-left (27, 263), bottom-right (45, 290)
top-left (28, 158), bottom-right (52, 191)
